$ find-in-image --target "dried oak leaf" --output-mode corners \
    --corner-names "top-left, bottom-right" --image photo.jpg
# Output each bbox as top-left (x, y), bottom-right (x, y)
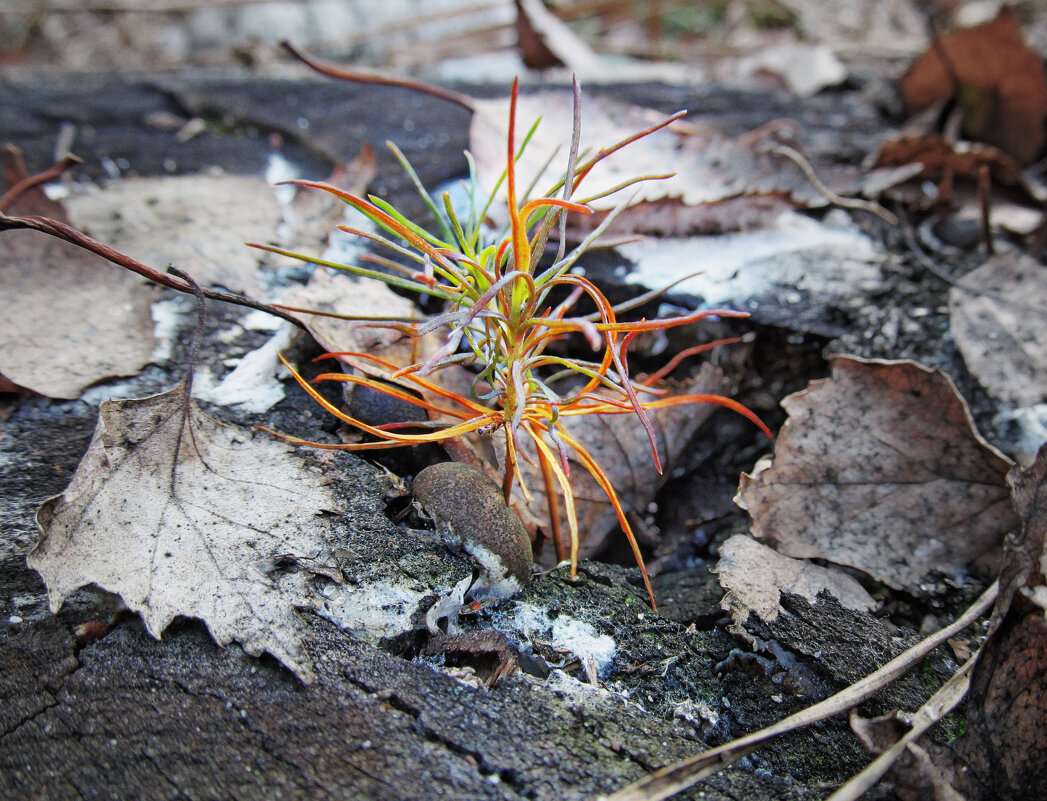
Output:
top-left (29, 382), bottom-right (343, 683)
top-left (715, 534), bottom-right (875, 628)
top-left (66, 174), bottom-right (284, 300)
top-left (949, 252), bottom-right (1047, 408)
top-left (0, 148), bottom-right (156, 399)
top-left (899, 7), bottom-right (1047, 165)
top-left (735, 356), bottom-right (1017, 593)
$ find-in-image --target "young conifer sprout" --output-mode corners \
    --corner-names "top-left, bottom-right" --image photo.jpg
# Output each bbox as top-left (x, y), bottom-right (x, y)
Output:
top-left (251, 78), bottom-right (772, 609)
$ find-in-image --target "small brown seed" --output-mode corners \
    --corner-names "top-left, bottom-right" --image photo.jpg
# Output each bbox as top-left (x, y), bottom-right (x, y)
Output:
top-left (413, 462), bottom-right (532, 597)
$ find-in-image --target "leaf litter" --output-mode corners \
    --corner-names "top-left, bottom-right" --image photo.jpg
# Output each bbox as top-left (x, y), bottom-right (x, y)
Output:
top-left (65, 174), bottom-right (284, 300)
top-left (948, 251), bottom-right (1047, 409)
top-left (468, 91), bottom-right (866, 238)
top-left (899, 6), bottom-right (1047, 166)
top-left (715, 534), bottom-right (875, 630)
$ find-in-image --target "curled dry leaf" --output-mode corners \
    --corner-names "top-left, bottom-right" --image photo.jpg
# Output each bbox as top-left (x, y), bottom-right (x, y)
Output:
top-left (715, 534), bottom-right (875, 629)
top-left (29, 382), bottom-right (343, 683)
top-left (900, 7), bottom-right (1047, 165)
top-left (0, 149), bottom-right (156, 398)
top-left (736, 356), bottom-right (1017, 593)
top-left (949, 252), bottom-right (1047, 409)
top-left (1001, 441), bottom-right (1047, 616)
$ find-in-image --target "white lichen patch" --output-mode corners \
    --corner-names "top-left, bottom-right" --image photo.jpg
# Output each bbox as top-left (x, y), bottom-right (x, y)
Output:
top-left (462, 539), bottom-right (523, 601)
top-left (508, 603), bottom-right (617, 677)
top-left (192, 322), bottom-right (295, 413)
top-left (150, 296), bottom-right (191, 363)
top-left (316, 573), bottom-right (473, 641)
top-left (621, 209), bottom-right (882, 307)
top-left (314, 581), bottom-right (427, 641)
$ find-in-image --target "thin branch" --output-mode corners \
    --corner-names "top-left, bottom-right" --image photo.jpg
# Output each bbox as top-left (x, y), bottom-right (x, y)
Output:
top-left (281, 41), bottom-right (476, 111)
top-left (0, 210), bottom-right (308, 330)
top-left (764, 142), bottom-right (899, 225)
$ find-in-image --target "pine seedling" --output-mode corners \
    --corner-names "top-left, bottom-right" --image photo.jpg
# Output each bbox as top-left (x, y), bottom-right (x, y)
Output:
top-left (252, 79), bottom-right (771, 608)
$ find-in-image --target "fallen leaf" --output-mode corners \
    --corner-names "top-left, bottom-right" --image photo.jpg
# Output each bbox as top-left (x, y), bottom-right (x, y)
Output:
top-left (949, 252), bottom-right (1047, 408)
top-left (618, 209), bottom-right (886, 337)
top-left (29, 382), bottom-right (342, 683)
top-left (715, 534), bottom-right (875, 628)
top-left (728, 42), bottom-right (847, 98)
top-left (422, 629), bottom-right (519, 686)
top-left (850, 710), bottom-right (966, 801)
top-left (735, 356), bottom-right (1017, 593)
top-left (0, 148), bottom-right (157, 398)
top-left (900, 7), bottom-right (1047, 164)
top-left (65, 174), bottom-right (284, 299)
top-left (961, 608), bottom-right (1047, 799)
top-left (1002, 441), bottom-right (1047, 617)
top-left (874, 134), bottom-right (1036, 193)
top-left (954, 442), bottom-right (1047, 798)
top-left (469, 93), bottom-right (862, 237)
top-left (279, 268), bottom-right (436, 376)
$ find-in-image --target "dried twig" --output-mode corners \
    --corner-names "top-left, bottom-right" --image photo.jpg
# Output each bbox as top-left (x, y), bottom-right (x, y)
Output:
top-left (599, 580), bottom-right (998, 801)
top-left (764, 142), bottom-right (899, 225)
top-left (0, 210), bottom-right (307, 330)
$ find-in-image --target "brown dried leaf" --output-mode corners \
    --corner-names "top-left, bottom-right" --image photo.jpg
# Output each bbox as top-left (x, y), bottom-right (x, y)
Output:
top-left (949, 252), bottom-right (1047, 408)
top-left (874, 134), bottom-right (1035, 190)
top-left (850, 710), bottom-right (966, 801)
top-left (1003, 441), bottom-right (1047, 616)
top-left (66, 174), bottom-right (284, 300)
top-left (947, 445), bottom-right (1047, 799)
top-left (961, 609), bottom-right (1047, 798)
top-left (0, 150), bottom-right (157, 398)
top-left (735, 356), bottom-right (1017, 593)
top-left (900, 7), bottom-right (1047, 164)
top-left (29, 383), bottom-right (342, 683)
top-left (715, 534), bottom-right (875, 628)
